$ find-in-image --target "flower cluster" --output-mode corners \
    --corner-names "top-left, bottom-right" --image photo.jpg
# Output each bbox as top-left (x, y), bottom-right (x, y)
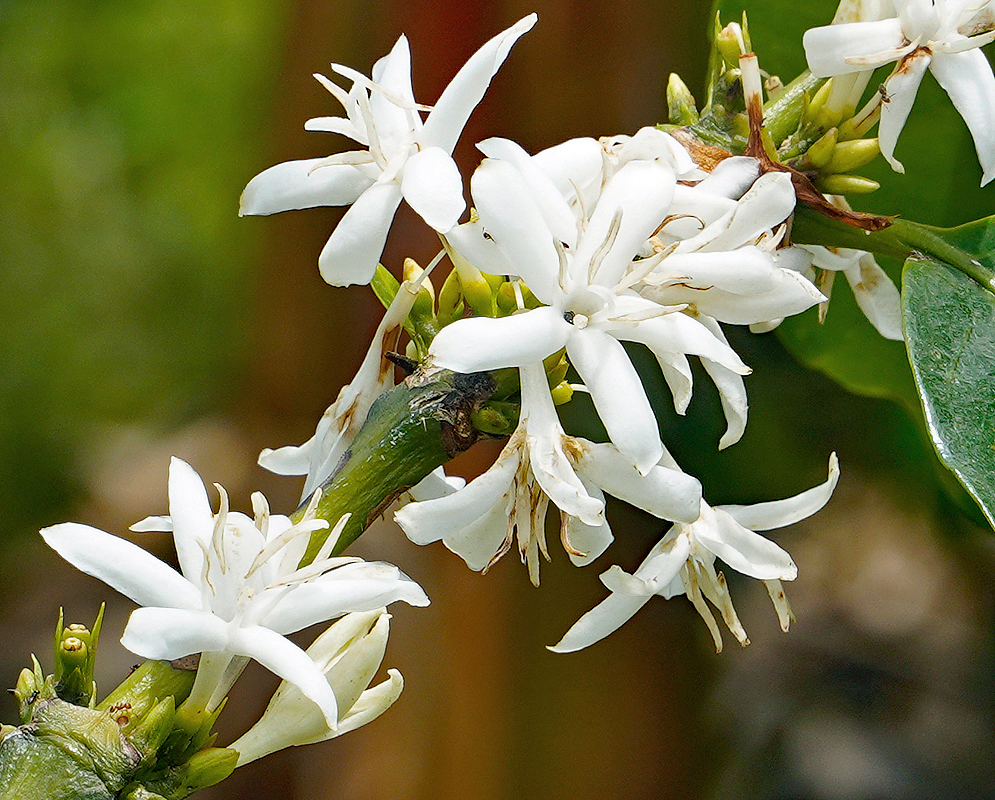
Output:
top-left (804, 0), bottom-right (995, 184)
top-left (43, 0), bottom-right (993, 780)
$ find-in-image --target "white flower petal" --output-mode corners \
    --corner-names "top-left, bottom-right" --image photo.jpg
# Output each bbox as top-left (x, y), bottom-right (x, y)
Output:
top-left (470, 158), bottom-right (562, 300)
top-left (429, 307), bottom-right (569, 372)
top-left (567, 329), bottom-right (663, 475)
top-left (41, 523), bottom-right (201, 611)
top-left (572, 442), bottom-right (702, 523)
top-left (614, 308), bottom-right (750, 374)
top-left (693, 510), bottom-right (798, 581)
top-left (419, 14), bottom-right (537, 153)
top-left (318, 181), bottom-right (403, 286)
top-left (548, 589), bottom-right (652, 653)
top-left (722, 452), bottom-right (840, 531)
top-left (572, 161), bottom-right (676, 290)
top-left (395, 453), bottom-right (519, 545)
top-left (929, 49), bottom-right (995, 185)
top-left (239, 159), bottom-right (372, 216)
top-left (230, 624), bottom-right (340, 728)
top-left (260, 563), bottom-right (429, 635)
top-left (400, 147), bottom-right (465, 231)
top-left (563, 480), bottom-right (613, 566)
top-left (879, 50), bottom-right (932, 173)
top-left (167, 457), bottom-right (215, 587)
top-left (368, 36), bottom-right (416, 149)
top-left (477, 137), bottom-right (580, 248)
top-left (844, 254), bottom-right (904, 340)
top-left (121, 607), bottom-right (229, 660)
top-left (693, 156), bottom-right (761, 200)
top-left (530, 137), bottom-right (605, 203)
top-left (803, 18), bottom-right (906, 76)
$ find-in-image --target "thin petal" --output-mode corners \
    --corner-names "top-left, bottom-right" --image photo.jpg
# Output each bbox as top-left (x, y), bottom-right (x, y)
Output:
top-left (395, 452), bottom-right (519, 545)
top-left (722, 452), bottom-right (840, 531)
top-left (929, 49), bottom-right (995, 185)
top-left (567, 329), bottom-right (663, 475)
top-left (121, 607), bottom-right (228, 659)
top-left (548, 588), bottom-right (651, 653)
top-left (694, 510), bottom-right (798, 581)
top-left (259, 563), bottom-right (429, 635)
top-left (879, 51), bottom-right (931, 173)
top-left (167, 457), bottom-right (215, 586)
top-left (844, 254), bottom-right (904, 340)
top-left (401, 147), bottom-right (465, 231)
top-left (318, 181), bottom-right (403, 286)
top-left (429, 307), bottom-right (569, 372)
top-left (41, 523), bottom-right (201, 610)
top-left (572, 161), bottom-right (676, 289)
top-left (239, 159), bottom-right (372, 216)
top-left (477, 137), bottom-right (580, 248)
top-left (419, 14), bottom-right (537, 153)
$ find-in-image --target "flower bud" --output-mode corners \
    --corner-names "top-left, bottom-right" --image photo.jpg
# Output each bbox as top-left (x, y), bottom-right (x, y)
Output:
top-left (716, 22), bottom-right (746, 67)
top-left (815, 173), bottom-right (880, 195)
top-left (804, 127), bottom-right (838, 169)
top-left (230, 610), bottom-right (403, 765)
top-left (437, 268), bottom-right (465, 327)
top-left (823, 138), bottom-right (880, 174)
top-left (667, 74), bottom-right (699, 125)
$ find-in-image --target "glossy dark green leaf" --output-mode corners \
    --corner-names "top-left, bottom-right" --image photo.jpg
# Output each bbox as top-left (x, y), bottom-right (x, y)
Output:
top-left (903, 245), bottom-right (995, 530)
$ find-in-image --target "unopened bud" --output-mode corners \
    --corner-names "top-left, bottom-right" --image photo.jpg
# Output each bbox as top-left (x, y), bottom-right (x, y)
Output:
top-left (667, 74), bottom-right (699, 125)
top-left (805, 127), bottom-right (838, 168)
top-left (173, 747), bottom-right (238, 795)
top-left (716, 22), bottom-right (746, 66)
top-left (823, 138), bottom-right (880, 173)
top-left (436, 268), bottom-right (465, 327)
top-left (128, 696), bottom-right (176, 762)
top-left (815, 173), bottom-right (880, 195)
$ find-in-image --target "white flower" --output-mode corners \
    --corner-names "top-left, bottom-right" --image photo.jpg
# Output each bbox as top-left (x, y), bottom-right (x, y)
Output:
top-left (394, 363), bottom-right (702, 585)
top-left (551, 453), bottom-right (839, 654)
top-left (239, 14), bottom-right (537, 285)
top-left (231, 609), bottom-right (403, 765)
top-left (41, 457), bottom-right (428, 726)
top-left (803, 0), bottom-right (995, 183)
top-left (431, 146), bottom-right (750, 474)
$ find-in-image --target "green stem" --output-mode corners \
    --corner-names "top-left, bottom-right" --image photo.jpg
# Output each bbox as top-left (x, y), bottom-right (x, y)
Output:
top-left (792, 205), bottom-right (995, 292)
top-left (294, 368), bottom-right (499, 564)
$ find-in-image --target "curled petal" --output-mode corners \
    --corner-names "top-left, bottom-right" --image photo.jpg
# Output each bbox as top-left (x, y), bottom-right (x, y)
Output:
top-left (693, 509), bottom-right (798, 581)
top-left (879, 51), bottom-right (932, 173)
top-left (722, 452), bottom-right (840, 531)
top-left (803, 19), bottom-right (906, 76)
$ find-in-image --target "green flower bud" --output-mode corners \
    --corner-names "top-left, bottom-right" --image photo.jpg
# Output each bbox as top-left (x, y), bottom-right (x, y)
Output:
top-left (823, 138), bottom-right (880, 174)
top-left (716, 22), bottom-right (746, 67)
top-left (129, 697), bottom-right (176, 766)
top-left (667, 74), bottom-right (699, 125)
top-left (173, 747), bottom-right (238, 795)
top-left (550, 381), bottom-right (574, 405)
top-left (815, 173), bottom-right (880, 195)
top-left (436, 268), bottom-right (465, 327)
top-left (804, 127), bottom-right (838, 169)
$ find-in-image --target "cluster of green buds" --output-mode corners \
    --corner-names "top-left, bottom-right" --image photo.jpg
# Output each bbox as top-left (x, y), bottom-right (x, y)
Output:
top-left (665, 14), bottom-right (884, 200)
top-left (1, 611), bottom-right (235, 800)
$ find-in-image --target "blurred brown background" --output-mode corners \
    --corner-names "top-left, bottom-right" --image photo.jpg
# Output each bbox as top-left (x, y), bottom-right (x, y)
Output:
top-left (2, 0), bottom-right (994, 798)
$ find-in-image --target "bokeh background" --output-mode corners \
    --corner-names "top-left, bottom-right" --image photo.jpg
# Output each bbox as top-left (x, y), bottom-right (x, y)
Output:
top-left (2, 0), bottom-right (995, 798)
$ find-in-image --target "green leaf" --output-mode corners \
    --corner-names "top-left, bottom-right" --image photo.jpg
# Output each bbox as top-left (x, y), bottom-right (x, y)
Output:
top-left (902, 221), bottom-right (995, 530)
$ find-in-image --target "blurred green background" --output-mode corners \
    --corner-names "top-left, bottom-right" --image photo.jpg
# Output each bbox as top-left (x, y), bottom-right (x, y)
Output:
top-left (2, 0), bottom-right (994, 798)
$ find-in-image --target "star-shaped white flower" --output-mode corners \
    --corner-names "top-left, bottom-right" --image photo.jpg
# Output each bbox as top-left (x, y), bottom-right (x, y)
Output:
top-left (551, 453), bottom-right (839, 653)
top-left (431, 147), bottom-right (750, 474)
top-left (394, 363), bottom-right (702, 585)
top-left (239, 14), bottom-right (537, 285)
top-left (804, 0), bottom-right (995, 183)
top-left (41, 457), bottom-right (428, 726)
